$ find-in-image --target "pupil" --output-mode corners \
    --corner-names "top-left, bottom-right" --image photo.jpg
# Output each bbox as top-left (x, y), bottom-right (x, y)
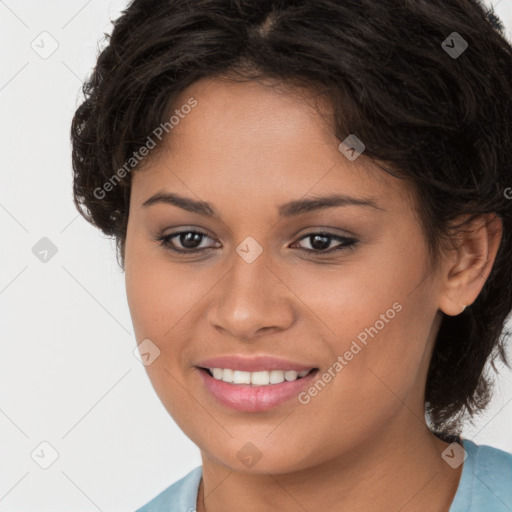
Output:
top-left (311, 234), bottom-right (330, 250)
top-left (181, 232), bottom-right (202, 248)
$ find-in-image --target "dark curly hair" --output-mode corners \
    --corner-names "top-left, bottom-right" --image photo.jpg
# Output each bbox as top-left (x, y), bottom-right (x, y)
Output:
top-left (71, 0), bottom-right (512, 434)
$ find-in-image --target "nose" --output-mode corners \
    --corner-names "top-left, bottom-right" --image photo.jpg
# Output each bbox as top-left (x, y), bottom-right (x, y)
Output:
top-left (206, 251), bottom-right (295, 341)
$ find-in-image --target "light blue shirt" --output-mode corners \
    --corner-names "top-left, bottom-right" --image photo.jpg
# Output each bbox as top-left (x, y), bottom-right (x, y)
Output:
top-left (135, 439), bottom-right (512, 511)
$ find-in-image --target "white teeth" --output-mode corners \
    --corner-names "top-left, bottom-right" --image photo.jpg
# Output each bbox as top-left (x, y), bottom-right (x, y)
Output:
top-left (284, 370), bottom-right (298, 381)
top-left (233, 370), bottom-right (251, 384)
top-left (221, 368), bottom-right (234, 383)
top-left (251, 371), bottom-right (270, 385)
top-left (269, 370), bottom-right (285, 384)
top-left (208, 368), bottom-right (312, 385)
top-left (212, 368), bottom-right (224, 380)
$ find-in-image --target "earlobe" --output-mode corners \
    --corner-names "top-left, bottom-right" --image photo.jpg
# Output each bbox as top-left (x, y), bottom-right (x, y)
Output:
top-left (438, 213), bottom-right (502, 317)
top-left (440, 298), bottom-right (470, 317)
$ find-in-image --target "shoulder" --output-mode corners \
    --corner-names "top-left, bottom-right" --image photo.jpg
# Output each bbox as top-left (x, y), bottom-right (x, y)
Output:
top-left (469, 438), bottom-right (512, 469)
top-left (450, 438), bottom-right (512, 512)
top-left (135, 466), bottom-right (202, 512)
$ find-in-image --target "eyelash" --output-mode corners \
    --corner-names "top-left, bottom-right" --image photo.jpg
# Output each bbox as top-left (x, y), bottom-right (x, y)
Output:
top-left (154, 230), bottom-right (358, 256)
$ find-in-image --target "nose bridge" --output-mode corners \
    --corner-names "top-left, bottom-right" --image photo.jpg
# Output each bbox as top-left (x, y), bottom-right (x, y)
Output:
top-left (209, 241), bottom-right (293, 339)
top-left (228, 232), bottom-right (272, 291)
top-left (225, 243), bottom-right (274, 311)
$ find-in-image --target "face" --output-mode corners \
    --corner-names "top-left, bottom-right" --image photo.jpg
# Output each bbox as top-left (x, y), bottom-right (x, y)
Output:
top-left (124, 76), bottom-right (447, 474)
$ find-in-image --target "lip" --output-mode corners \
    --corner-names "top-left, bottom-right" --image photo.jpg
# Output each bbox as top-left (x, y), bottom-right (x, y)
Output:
top-left (196, 355), bottom-right (316, 372)
top-left (197, 367), bottom-right (318, 412)
top-left (195, 355), bottom-right (319, 412)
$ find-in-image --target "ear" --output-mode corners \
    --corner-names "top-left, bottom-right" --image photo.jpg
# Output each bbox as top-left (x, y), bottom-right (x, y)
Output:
top-left (438, 213), bottom-right (503, 316)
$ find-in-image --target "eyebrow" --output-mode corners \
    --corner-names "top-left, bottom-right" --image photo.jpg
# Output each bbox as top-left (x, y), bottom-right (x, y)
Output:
top-left (142, 191), bottom-right (384, 217)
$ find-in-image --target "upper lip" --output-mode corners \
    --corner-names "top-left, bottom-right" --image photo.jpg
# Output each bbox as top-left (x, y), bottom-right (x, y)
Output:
top-left (196, 355), bottom-right (317, 372)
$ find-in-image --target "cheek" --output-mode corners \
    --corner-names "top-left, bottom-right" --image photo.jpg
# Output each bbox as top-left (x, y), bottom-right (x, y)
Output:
top-left (125, 230), bottom-right (183, 337)
top-left (288, 238), bottom-right (432, 395)
top-left (124, 249), bottom-right (202, 420)
top-left (124, 240), bottom-right (214, 372)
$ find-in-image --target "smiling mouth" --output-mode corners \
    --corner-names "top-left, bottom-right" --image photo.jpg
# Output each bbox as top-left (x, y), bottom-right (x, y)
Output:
top-left (200, 367), bottom-right (318, 386)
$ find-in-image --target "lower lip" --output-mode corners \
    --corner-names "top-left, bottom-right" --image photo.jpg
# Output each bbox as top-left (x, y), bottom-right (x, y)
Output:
top-left (197, 368), bottom-right (319, 412)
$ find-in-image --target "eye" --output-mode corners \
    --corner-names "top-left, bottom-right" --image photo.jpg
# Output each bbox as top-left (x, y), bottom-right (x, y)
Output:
top-left (291, 232), bottom-right (358, 254)
top-left (154, 229), bottom-right (358, 256)
top-left (155, 230), bottom-right (219, 254)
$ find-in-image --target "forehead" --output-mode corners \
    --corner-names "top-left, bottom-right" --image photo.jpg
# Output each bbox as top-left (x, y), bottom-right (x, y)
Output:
top-left (130, 76), bottom-right (412, 213)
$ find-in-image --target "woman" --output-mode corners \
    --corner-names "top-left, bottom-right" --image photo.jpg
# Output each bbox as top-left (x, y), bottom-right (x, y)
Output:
top-left (71, 0), bottom-right (512, 510)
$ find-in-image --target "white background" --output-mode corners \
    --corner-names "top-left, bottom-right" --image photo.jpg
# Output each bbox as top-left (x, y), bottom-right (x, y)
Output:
top-left (1, 1), bottom-right (511, 511)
